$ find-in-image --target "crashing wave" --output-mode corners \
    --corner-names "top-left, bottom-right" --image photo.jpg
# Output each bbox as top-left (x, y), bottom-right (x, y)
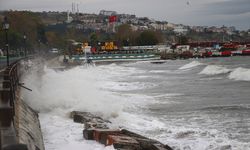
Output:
top-left (179, 61), bottom-right (203, 70)
top-left (228, 67), bottom-right (250, 81)
top-left (199, 65), bottom-right (231, 75)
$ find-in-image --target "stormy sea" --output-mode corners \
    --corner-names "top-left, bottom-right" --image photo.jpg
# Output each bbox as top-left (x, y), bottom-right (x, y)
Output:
top-left (21, 56), bottom-right (250, 150)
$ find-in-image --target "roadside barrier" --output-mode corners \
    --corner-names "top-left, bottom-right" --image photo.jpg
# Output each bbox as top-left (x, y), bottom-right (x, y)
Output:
top-left (0, 60), bottom-right (28, 150)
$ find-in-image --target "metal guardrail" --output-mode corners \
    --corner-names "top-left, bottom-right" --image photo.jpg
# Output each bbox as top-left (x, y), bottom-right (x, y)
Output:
top-left (0, 57), bottom-right (25, 70)
top-left (0, 60), bottom-right (28, 150)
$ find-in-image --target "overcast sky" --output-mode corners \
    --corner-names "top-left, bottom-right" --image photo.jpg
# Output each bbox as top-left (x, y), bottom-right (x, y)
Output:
top-left (0, 0), bottom-right (249, 30)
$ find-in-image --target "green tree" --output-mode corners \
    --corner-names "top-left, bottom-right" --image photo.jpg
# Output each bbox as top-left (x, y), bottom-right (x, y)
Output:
top-left (89, 33), bottom-right (98, 46)
top-left (136, 30), bottom-right (161, 46)
top-left (37, 24), bottom-right (47, 44)
top-left (45, 31), bottom-right (65, 48)
top-left (115, 24), bottom-right (133, 46)
top-left (0, 11), bottom-right (46, 51)
top-left (178, 35), bottom-right (188, 45)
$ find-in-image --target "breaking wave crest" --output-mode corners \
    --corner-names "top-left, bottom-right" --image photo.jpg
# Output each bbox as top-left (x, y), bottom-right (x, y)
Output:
top-left (199, 65), bottom-right (231, 75)
top-left (228, 67), bottom-right (250, 81)
top-left (179, 61), bottom-right (203, 70)
top-left (158, 125), bottom-right (250, 150)
top-left (21, 58), bottom-right (250, 150)
top-left (21, 64), bottom-right (136, 118)
top-left (199, 65), bottom-right (250, 81)
top-left (21, 61), bottom-right (167, 150)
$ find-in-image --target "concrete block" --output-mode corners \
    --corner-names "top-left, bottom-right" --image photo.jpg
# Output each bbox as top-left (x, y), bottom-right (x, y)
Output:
top-left (84, 121), bottom-right (109, 129)
top-left (0, 89), bottom-right (11, 103)
top-left (106, 135), bottom-right (139, 146)
top-left (0, 127), bottom-right (17, 149)
top-left (2, 81), bottom-right (11, 88)
top-left (151, 143), bottom-right (171, 150)
top-left (0, 106), bottom-right (13, 127)
top-left (93, 129), bottom-right (121, 142)
top-left (2, 144), bottom-right (28, 150)
top-left (83, 129), bottom-right (94, 140)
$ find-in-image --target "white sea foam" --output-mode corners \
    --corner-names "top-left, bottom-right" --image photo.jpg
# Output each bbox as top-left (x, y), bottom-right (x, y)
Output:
top-left (110, 112), bottom-right (166, 134)
top-left (101, 81), bottom-right (156, 91)
top-left (21, 62), bottom-right (161, 150)
top-left (153, 93), bottom-right (183, 98)
top-left (149, 70), bottom-right (169, 73)
top-left (135, 75), bottom-right (150, 78)
top-left (151, 93), bottom-right (183, 104)
top-left (199, 77), bottom-right (224, 81)
top-left (97, 63), bottom-right (139, 78)
top-left (199, 65), bottom-right (231, 75)
top-left (21, 59), bottom-right (250, 150)
top-left (228, 67), bottom-right (250, 81)
top-left (156, 121), bottom-right (250, 150)
top-left (179, 61), bottom-right (203, 70)
top-left (39, 113), bottom-right (115, 150)
top-left (21, 65), bottom-right (127, 118)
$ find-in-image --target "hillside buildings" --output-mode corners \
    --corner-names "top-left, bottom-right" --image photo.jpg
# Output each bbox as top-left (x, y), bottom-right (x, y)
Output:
top-left (39, 9), bottom-right (243, 36)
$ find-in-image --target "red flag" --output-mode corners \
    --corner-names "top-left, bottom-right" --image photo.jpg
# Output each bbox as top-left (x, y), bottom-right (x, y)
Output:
top-left (109, 15), bottom-right (117, 23)
top-left (91, 47), bottom-right (96, 53)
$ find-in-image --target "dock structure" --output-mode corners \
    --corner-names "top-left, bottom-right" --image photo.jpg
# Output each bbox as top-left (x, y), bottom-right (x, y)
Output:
top-left (0, 60), bottom-right (44, 150)
top-left (71, 111), bottom-right (173, 150)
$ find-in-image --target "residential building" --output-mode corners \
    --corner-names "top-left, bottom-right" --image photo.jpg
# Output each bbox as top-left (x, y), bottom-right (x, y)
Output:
top-left (99, 10), bottom-right (117, 16)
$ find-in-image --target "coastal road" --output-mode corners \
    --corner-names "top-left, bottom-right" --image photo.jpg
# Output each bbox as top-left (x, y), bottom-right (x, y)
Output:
top-left (0, 57), bottom-right (23, 69)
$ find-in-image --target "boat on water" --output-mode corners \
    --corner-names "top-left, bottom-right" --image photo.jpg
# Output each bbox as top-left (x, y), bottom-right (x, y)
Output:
top-left (67, 43), bottom-right (161, 63)
top-left (70, 51), bottom-right (160, 63)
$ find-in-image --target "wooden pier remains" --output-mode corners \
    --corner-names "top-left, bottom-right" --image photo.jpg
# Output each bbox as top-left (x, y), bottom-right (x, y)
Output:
top-left (71, 111), bottom-right (173, 150)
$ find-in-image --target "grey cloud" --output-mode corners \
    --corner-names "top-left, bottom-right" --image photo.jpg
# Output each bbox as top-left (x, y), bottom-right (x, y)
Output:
top-left (0, 0), bottom-right (249, 30)
top-left (204, 0), bottom-right (250, 15)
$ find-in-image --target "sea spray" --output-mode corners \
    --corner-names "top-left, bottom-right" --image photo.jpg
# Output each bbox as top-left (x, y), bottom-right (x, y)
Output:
top-left (21, 62), bottom-right (166, 150)
top-left (20, 56), bottom-right (250, 150)
top-left (179, 61), bottom-right (203, 70)
top-left (21, 65), bottom-right (125, 118)
top-left (228, 67), bottom-right (250, 81)
top-left (21, 62), bottom-right (158, 120)
top-left (199, 65), bottom-right (231, 75)
top-left (39, 114), bottom-right (115, 150)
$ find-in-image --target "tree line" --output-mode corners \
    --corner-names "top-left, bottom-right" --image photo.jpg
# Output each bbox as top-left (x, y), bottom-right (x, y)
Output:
top-left (0, 11), bottom-right (47, 55)
top-left (1, 11), bottom-right (249, 54)
top-left (0, 11), bottom-right (164, 54)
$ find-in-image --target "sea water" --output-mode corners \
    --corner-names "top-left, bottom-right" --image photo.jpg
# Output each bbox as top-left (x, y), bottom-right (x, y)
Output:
top-left (21, 56), bottom-right (250, 150)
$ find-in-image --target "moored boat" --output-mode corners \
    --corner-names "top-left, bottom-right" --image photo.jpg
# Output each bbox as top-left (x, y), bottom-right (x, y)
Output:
top-left (70, 49), bottom-right (160, 63)
top-left (66, 41), bottom-right (160, 63)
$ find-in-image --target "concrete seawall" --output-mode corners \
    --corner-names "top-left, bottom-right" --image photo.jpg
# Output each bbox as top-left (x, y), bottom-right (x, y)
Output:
top-left (15, 93), bottom-right (44, 150)
top-left (0, 60), bottom-right (44, 150)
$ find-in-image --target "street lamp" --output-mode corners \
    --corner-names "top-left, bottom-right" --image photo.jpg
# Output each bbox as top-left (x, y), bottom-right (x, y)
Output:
top-left (38, 39), bottom-right (41, 55)
top-left (2, 16), bottom-right (10, 66)
top-left (23, 34), bottom-right (27, 57)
